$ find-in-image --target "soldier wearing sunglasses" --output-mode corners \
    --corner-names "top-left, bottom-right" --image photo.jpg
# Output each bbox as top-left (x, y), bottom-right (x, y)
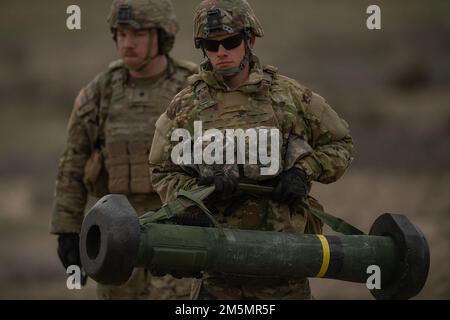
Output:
top-left (149, 0), bottom-right (354, 300)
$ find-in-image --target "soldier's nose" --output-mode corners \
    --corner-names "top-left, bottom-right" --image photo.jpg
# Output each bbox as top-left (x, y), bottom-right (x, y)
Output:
top-left (217, 44), bottom-right (228, 56)
top-left (123, 36), bottom-right (135, 48)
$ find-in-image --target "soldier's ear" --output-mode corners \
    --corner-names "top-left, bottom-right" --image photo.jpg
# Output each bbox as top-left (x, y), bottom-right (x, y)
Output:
top-left (157, 28), bottom-right (172, 55)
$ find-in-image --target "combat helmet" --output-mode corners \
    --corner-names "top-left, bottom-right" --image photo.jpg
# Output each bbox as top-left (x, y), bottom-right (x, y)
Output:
top-left (108, 0), bottom-right (179, 70)
top-left (193, 0), bottom-right (264, 76)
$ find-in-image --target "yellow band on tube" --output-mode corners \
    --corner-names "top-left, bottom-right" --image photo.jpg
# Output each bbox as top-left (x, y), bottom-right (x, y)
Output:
top-left (316, 235), bottom-right (330, 278)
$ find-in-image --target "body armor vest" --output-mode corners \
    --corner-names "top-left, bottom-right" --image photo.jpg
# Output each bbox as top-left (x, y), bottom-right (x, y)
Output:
top-left (103, 65), bottom-right (187, 194)
top-left (187, 68), bottom-right (283, 181)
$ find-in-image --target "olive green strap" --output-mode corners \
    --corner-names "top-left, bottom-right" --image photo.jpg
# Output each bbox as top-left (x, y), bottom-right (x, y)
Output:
top-left (308, 206), bottom-right (364, 235)
top-left (177, 188), bottom-right (222, 229)
top-left (141, 183), bottom-right (364, 236)
top-left (140, 186), bottom-right (217, 225)
top-left (238, 183), bottom-right (364, 235)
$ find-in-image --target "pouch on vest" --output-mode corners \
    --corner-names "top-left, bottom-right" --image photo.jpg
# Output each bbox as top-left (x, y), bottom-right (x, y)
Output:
top-left (83, 149), bottom-right (109, 197)
top-left (129, 141), bottom-right (153, 194)
top-left (105, 141), bottom-right (130, 194)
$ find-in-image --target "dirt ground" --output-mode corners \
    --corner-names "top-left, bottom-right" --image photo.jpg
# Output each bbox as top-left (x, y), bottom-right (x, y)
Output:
top-left (0, 0), bottom-right (449, 299)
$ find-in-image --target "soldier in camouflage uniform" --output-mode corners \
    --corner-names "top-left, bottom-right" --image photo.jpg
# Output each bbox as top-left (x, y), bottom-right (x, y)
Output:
top-left (50, 0), bottom-right (197, 299)
top-left (149, 0), bottom-right (353, 300)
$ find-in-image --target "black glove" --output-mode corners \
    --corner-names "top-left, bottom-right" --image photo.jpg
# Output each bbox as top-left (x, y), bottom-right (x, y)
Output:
top-left (273, 167), bottom-right (309, 205)
top-left (198, 172), bottom-right (239, 199)
top-left (57, 233), bottom-right (87, 286)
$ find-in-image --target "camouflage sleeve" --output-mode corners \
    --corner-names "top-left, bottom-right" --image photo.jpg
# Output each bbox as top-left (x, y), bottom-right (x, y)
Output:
top-left (50, 81), bottom-right (99, 234)
top-left (149, 89), bottom-right (199, 204)
top-left (293, 88), bottom-right (354, 184)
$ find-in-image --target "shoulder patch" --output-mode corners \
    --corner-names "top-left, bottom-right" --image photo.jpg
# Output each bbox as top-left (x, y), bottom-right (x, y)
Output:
top-left (74, 81), bottom-right (98, 116)
top-left (74, 88), bottom-right (88, 110)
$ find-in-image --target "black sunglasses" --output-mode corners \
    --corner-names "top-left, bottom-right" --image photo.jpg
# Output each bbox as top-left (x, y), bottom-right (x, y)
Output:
top-left (201, 33), bottom-right (244, 52)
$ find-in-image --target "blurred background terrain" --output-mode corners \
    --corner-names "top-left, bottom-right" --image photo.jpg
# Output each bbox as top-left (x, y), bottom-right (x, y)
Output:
top-left (0, 0), bottom-right (449, 299)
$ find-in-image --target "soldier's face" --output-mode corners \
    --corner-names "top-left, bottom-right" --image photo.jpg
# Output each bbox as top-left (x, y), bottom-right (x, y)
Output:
top-left (116, 27), bottom-right (158, 69)
top-left (204, 32), bottom-right (247, 73)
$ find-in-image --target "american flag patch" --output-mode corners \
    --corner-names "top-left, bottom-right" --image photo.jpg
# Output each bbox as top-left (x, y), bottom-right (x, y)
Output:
top-left (74, 88), bottom-right (87, 110)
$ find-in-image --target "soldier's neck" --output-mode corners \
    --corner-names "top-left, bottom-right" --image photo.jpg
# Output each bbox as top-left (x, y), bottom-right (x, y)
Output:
top-left (223, 63), bottom-right (250, 90)
top-left (129, 55), bottom-right (168, 79)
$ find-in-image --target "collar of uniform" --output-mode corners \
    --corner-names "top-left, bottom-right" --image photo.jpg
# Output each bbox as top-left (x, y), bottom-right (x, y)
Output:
top-left (128, 59), bottom-right (171, 88)
top-left (198, 54), bottom-right (266, 92)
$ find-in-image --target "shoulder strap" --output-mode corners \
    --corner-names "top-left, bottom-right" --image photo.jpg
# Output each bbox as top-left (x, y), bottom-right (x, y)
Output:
top-left (239, 183), bottom-right (364, 235)
top-left (139, 183), bottom-right (364, 236)
top-left (309, 207), bottom-right (364, 235)
top-left (192, 80), bottom-right (217, 110)
top-left (260, 69), bottom-right (274, 93)
top-left (139, 185), bottom-right (221, 229)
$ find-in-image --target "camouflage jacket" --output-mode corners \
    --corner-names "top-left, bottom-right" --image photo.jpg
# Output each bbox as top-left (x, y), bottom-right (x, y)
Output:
top-left (149, 56), bottom-right (353, 232)
top-left (50, 57), bottom-right (197, 234)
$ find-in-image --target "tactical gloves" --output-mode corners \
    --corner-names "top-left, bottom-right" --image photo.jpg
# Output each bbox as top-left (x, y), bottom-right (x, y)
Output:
top-left (273, 167), bottom-right (309, 205)
top-left (57, 233), bottom-right (87, 285)
top-left (198, 171), bottom-right (239, 199)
